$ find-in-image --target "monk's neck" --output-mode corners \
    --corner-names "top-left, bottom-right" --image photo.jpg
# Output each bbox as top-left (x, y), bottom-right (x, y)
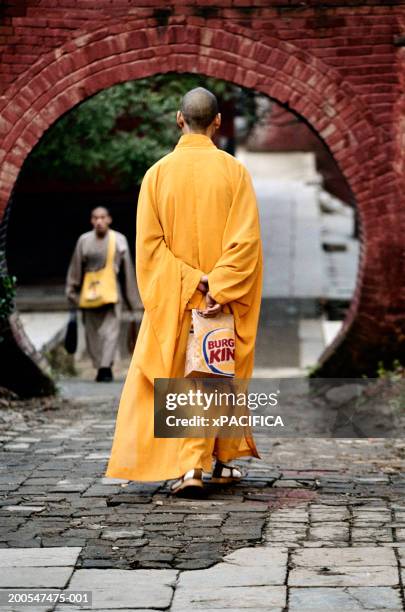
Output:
top-left (181, 127), bottom-right (215, 139)
top-left (94, 229), bottom-right (109, 239)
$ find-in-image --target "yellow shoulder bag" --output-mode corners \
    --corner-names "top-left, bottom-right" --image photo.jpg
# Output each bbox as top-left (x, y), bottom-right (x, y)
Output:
top-left (79, 230), bottom-right (118, 309)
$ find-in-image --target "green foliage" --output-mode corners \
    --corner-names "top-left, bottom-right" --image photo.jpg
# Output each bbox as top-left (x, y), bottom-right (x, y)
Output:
top-left (23, 74), bottom-right (257, 189)
top-left (376, 359), bottom-right (404, 381)
top-left (0, 255), bottom-right (16, 322)
top-left (306, 363), bottom-right (321, 377)
top-left (373, 359), bottom-right (405, 419)
top-left (44, 344), bottom-right (77, 379)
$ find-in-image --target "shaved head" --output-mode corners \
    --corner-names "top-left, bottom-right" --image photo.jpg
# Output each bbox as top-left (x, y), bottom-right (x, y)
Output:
top-left (180, 87), bottom-right (219, 131)
top-left (91, 206), bottom-right (110, 216)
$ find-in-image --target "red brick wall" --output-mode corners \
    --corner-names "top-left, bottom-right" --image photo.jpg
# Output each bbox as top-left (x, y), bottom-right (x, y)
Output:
top-left (1, 0), bottom-right (405, 375)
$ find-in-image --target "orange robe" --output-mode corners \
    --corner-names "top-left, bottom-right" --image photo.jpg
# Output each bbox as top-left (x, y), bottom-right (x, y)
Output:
top-left (105, 133), bottom-right (263, 481)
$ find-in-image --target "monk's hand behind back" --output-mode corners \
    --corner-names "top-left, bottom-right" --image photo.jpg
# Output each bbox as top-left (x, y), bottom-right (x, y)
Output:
top-left (197, 274), bottom-right (209, 293)
top-left (197, 291), bottom-right (222, 318)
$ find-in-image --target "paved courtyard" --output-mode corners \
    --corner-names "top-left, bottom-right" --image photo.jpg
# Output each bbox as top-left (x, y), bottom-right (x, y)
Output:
top-left (1, 379), bottom-right (405, 610)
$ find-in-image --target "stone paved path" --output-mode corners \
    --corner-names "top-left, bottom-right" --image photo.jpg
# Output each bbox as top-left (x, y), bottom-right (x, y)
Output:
top-left (1, 380), bottom-right (405, 610)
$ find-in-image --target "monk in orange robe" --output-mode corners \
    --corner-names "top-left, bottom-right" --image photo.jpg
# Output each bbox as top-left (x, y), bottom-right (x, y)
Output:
top-left (105, 87), bottom-right (263, 494)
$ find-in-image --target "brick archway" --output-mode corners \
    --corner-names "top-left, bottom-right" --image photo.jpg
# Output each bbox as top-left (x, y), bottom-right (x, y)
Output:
top-left (0, 19), bottom-right (403, 378)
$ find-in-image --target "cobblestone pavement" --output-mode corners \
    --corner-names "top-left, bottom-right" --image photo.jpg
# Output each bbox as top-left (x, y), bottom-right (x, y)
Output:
top-left (1, 379), bottom-right (405, 610)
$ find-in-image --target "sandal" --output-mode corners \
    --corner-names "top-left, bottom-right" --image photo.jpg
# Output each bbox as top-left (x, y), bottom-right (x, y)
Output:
top-left (210, 461), bottom-right (244, 484)
top-left (170, 468), bottom-right (204, 496)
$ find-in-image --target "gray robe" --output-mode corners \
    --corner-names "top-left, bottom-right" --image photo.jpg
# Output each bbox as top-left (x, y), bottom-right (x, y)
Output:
top-left (65, 229), bottom-right (141, 369)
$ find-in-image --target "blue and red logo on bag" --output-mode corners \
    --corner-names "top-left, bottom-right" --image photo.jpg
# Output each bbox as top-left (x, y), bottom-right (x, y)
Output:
top-left (202, 328), bottom-right (235, 377)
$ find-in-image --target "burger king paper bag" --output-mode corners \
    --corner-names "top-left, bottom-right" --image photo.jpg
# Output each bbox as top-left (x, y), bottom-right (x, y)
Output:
top-left (184, 309), bottom-right (235, 378)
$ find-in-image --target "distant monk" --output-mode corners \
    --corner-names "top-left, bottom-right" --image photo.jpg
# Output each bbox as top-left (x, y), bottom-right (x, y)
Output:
top-left (105, 87), bottom-right (263, 493)
top-left (65, 206), bottom-right (141, 382)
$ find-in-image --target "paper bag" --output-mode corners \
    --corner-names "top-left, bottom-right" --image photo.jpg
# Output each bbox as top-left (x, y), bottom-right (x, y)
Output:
top-left (184, 309), bottom-right (235, 378)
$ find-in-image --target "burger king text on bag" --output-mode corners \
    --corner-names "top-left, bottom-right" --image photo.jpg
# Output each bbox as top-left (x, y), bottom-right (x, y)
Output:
top-left (184, 309), bottom-right (235, 378)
